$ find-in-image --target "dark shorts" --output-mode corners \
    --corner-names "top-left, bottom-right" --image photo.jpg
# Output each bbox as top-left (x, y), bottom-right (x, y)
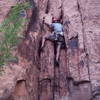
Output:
top-left (46, 32), bottom-right (65, 45)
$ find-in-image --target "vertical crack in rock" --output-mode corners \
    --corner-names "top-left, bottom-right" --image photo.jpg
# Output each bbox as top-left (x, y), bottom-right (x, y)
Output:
top-left (25, 1), bottom-right (38, 38)
top-left (76, 0), bottom-right (94, 99)
top-left (77, 0), bottom-right (86, 51)
top-left (45, 0), bottom-right (50, 14)
top-left (77, 0), bottom-right (92, 83)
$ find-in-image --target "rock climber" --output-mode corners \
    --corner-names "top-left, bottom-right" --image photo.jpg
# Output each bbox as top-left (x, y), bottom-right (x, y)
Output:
top-left (41, 17), bottom-right (65, 65)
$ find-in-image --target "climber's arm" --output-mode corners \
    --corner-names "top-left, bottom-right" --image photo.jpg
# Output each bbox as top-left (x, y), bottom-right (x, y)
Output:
top-left (43, 17), bottom-right (54, 29)
top-left (44, 22), bottom-right (51, 27)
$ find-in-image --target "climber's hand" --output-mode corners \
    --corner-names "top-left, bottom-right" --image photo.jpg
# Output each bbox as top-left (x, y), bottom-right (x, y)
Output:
top-left (64, 21), bottom-right (70, 25)
top-left (43, 17), bottom-right (45, 23)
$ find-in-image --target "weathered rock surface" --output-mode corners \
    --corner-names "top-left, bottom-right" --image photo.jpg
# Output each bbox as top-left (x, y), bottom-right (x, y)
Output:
top-left (0, 0), bottom-right (100, 100)
top-left (0, 0), bottom-right (16, 23)
top-left (36, 0), bottom-right (100, 99)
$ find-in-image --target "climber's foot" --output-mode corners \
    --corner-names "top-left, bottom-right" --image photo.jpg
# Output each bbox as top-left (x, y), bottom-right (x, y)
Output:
top-left (54, 59), bottom-right (59, 67)
top-left (40, 46), bottom-right (44, 52)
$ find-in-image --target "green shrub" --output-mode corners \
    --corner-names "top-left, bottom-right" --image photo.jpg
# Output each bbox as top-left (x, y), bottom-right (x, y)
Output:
top-left (0, 2), bottom-right (29, 67)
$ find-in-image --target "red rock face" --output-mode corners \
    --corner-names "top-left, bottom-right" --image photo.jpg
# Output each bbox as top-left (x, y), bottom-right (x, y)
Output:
top-left (0, 0), bottom-right (100, 100)
top-left (35, 0), bottom-right (100, 100)
top-left (0, 0), bottom-right (16, 23)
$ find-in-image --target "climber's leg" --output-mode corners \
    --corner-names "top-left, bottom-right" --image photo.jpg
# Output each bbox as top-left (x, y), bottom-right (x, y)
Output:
top-left (41, 34), bottom-right (49, 48)
top-left (56, 44), bottom-right (61, 62)
top-left (41, 33), bottom-right (55, 48)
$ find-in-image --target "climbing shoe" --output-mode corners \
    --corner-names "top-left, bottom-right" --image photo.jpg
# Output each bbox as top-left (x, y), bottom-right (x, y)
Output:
top-left (54, 59), bottom-right (59, 67)
top-left (40, 46), bottom-right (44, 52)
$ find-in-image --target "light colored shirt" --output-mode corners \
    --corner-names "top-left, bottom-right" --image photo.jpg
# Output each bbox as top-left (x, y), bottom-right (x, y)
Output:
top-left (50, 23), bottom-right (64, 35)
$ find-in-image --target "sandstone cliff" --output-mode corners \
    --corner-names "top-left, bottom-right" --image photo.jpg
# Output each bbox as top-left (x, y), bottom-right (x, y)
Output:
top-left (0, 0), bottom-right (100, 100)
